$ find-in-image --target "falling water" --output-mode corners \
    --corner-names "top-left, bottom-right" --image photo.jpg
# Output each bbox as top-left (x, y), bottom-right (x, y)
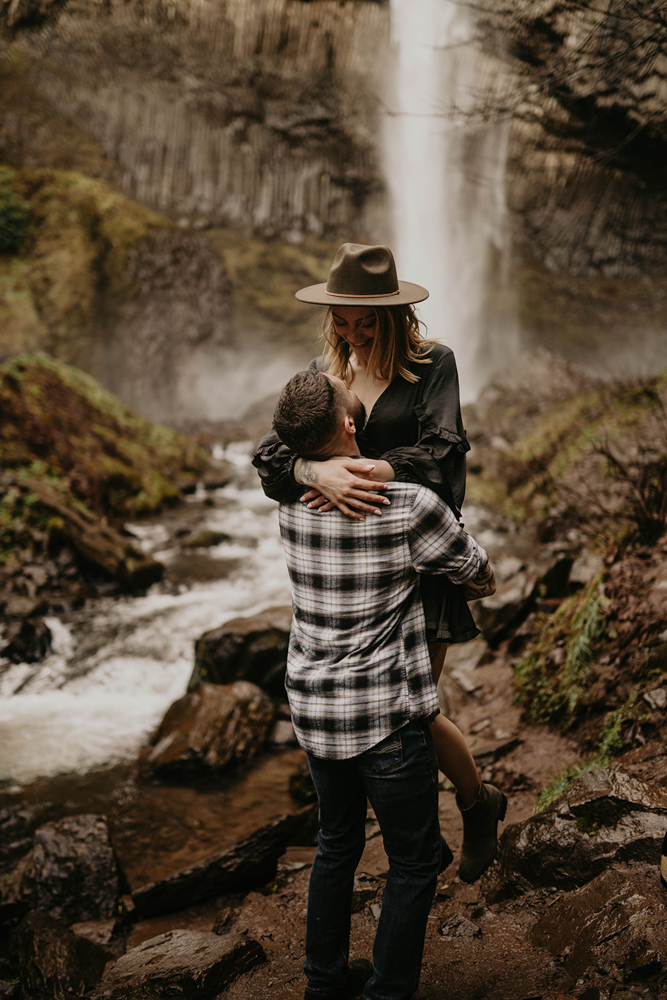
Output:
top-left (384, 0), bottom-right (517, 402)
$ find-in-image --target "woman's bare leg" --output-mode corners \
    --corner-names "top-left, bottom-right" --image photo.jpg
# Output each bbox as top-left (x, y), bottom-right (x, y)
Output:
top-left (428, 642), bottom-right (480, 809)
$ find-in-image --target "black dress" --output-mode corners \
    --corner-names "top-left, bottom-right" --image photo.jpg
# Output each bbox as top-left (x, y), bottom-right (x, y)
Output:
top-left (252, 342), bottom-right (479, 644)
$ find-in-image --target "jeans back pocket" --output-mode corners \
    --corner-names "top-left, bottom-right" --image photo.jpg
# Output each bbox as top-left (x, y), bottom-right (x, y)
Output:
top-left (357, 731), bottom-right (404, 776)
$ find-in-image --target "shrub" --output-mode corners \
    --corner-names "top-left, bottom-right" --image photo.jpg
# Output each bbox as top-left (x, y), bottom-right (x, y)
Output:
top-left (0, 184), bottom-right (32, 253)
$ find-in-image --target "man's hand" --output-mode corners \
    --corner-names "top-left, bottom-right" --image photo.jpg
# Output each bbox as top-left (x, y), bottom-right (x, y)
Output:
top-left (463, 561), bottom-right (496, 600)
top-left (294, 456), bottom-right (392, 521)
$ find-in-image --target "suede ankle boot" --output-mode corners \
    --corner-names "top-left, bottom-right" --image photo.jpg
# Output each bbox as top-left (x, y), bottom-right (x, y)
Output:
top-left (456, 782), bottom-right (507, 883)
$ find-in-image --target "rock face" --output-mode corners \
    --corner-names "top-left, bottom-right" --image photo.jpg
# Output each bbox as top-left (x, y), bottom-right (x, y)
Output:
top-left (10, 910), bottom-right (109, 1000)
top-left (139, 681), bottom-right (276, 779)
top-left (131, 808), bottom-right (316, 919)
top-left (485, 1), bottom-right (667, 376)
top-left (91, 227), bottom-right (235, 423)
top-left (531, 862), bottom-right (667, 993)
top-left (4, 0), bottom-right (386, 238)
top-left (189, 607), bottom-right (292, 698)
top-left (485, 768), bottom-right (667, 901)
top-left (0, 171), bottom-right (236, 425)
top-left (89, 930), bottom-right (265, 1000)
top-left (1, 815), bottom-right (123, 927)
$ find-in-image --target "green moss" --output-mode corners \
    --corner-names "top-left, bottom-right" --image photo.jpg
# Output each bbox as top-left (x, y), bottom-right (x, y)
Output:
top-left (0, 167), bottom-right (169, 367)
top-left (206, 229), bottom-right (341, 345)
top-left (514, 574), bottom-right (608, 729)
top-left (518, 258), bottom-right (667, 356)
top-left (534, 689), bottom-right (649, 812)
top-left (0, 353), bottom-right (210, 561)
top-left (0, 181), bottom-right (31, 252)
top-left (471, 373), bottom-right (667, 527)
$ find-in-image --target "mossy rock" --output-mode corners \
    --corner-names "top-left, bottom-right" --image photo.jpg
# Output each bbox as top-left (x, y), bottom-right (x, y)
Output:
top-left (0, 166), bottom-right (169, 366)
top-left (0, 353), bottom-right (213, 586)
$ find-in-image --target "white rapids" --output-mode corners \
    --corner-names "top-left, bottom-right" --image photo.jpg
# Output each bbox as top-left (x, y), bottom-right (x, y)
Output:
top-left (0, 455), bottom-right (292, 787)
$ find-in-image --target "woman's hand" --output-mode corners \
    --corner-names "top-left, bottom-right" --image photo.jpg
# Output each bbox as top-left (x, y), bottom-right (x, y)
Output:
top-left (295, 457), bottom-right (392, 520)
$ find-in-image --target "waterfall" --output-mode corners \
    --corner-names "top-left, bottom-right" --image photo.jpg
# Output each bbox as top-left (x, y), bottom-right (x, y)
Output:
top-left (384, 0), bottom-right (517, 402)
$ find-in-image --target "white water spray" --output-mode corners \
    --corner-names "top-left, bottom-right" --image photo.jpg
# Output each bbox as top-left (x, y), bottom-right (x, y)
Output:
top-left (384, 0), bottom-right (517, 402)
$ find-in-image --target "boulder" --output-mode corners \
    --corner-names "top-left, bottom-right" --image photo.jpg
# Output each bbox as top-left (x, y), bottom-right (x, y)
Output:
top-left (474, 568), bottom-right (539, 646)
top-left (189, 606), bottom-right (292, 697)
top-left (485, 768), bottom-right (667, 901)
top-left (132, 806), bottom-right (317, 919)
top-left (1, 617), bottom-right (52, 663)
top-left (138, 681), bottom-right (276, 779)
top-left (10, 910), bottom-right (108, 1000)
top-left (1, 815), bottom-right (123, 927)
top-left (530, 862), bottom-right (667, 992)
top-left (89, 930), bottom-right (264, 1000)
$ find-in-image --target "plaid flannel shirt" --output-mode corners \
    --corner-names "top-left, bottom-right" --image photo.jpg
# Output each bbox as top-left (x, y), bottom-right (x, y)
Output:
top-left (278, 481), bottom-right (488, 759)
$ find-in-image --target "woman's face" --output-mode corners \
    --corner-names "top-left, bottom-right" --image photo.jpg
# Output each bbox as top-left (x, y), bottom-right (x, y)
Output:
top-left (331, 306), bottom-right (377, 358)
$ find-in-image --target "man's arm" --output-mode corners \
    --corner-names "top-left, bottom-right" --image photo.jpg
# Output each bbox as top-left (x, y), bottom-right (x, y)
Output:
top-left (462, 561), bottom-right (496, 600)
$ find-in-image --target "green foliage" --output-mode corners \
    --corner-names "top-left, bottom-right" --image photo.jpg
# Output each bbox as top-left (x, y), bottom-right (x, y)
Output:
top-left (0, 167), bottom-right (168, 366)
top-left (0, 181), bottom-right (31, 253)
top-left (0, 352), bottom-right (210, 561)
top-left (593, 387), bottom-right (667, 545)
top-left (514, 574), bottom-right (608, 729)
top-left (534, 689), bottom-right (648, 813)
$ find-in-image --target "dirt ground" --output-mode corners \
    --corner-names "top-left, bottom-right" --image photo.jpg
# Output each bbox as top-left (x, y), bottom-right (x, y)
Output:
top-left (121, 645), bottom-right (591, 1000)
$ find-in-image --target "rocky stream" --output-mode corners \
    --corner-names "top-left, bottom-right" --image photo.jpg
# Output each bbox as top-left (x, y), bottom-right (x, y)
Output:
top-left (1, 353), bottom-right (666, 1000)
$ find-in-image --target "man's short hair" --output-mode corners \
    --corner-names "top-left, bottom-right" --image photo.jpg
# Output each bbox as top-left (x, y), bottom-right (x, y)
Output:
top-left (273, 369), bottom-right (340, 457)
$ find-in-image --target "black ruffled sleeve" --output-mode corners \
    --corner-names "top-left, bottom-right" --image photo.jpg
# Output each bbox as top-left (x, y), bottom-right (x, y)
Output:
top-left (251, 356), bottom-right (321, 503)
top-left (379, 345), bottom-right (469, 514)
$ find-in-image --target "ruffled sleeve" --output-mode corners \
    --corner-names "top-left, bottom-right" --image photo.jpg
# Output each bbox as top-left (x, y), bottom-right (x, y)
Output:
top-left (380, 345), bottom-right (469, 514)
top-left (251, 356), bottom-right (322, 502)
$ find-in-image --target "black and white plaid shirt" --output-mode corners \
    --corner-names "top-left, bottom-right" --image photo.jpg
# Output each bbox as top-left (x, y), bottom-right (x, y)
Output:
top-left (278, 482), bottom-right (488, 759)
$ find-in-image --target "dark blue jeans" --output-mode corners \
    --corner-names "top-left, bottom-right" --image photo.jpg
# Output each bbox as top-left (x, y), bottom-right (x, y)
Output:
top-left (305, 719), bottom-right (441, 1000)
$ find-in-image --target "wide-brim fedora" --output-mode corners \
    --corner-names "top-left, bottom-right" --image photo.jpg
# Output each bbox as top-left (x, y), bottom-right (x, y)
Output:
top-left (295, 242), bottom-right (429, 307)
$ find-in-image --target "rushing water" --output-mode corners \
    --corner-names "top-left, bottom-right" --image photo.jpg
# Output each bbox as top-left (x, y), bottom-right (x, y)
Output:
top-left (384, 0), bottom-right (517, 402)
top-left (0, 449), bottom-right (292, 788)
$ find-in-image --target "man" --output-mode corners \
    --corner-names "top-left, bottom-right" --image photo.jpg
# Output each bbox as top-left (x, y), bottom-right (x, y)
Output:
top-left (270, 369), bottom-right (495, 1000)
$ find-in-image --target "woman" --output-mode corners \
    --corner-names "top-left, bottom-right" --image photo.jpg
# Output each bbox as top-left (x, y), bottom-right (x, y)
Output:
top-left (254, 243), bottom-right (506, 882)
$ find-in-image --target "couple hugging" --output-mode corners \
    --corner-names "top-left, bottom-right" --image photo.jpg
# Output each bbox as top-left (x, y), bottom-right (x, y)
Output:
top-left (253, 243), bottom-right (507, 1000)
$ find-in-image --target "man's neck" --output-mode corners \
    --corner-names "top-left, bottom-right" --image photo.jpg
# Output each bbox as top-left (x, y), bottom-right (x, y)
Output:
top-left (324, 430), bottom-right (360, 458)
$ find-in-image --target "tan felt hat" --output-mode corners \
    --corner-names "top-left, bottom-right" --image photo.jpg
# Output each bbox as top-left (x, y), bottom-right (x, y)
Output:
top-left (295, 242), bottom-right (429, 307)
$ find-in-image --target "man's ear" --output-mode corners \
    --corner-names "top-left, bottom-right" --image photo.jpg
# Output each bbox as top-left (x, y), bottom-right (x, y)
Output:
top-left (343, 414), bottom-right (356, 435)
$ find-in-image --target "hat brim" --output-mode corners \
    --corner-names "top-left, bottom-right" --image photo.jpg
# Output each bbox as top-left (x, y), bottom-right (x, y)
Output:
top-left (295, 279), bottom-right (429, 307)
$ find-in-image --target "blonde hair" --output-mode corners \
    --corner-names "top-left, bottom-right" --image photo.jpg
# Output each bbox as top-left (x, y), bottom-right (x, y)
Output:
top-left (321, 305), bottom-right (433, 383)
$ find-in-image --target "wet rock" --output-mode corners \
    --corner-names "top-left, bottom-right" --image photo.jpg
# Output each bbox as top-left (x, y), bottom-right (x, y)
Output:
top-left (139, 681), bottom-right (276, 779)
top-left (1, 617), bottom-right (52, 663)
top-left (0, 808), bottom-right (34, 870)
top-left (189, 606), bottom-right (292, 697)
top-left (69, 919), bottom-right (126, 960)
top-left (132, 806), bottom-right (316, 919)
top-left (2, 595), bottom-right (48, 618)
top-left (474, 567), bottom-right (539, 646)
top-left (10, 910), bottom-right (108, 1000)
top-left (439, 914), bottom-right (482, 939)
top-left (181, 529), bottom-right (232, 549)
top-left (569, 549), bottom-right (604, 587)
top-left (531, 863), bottom-right (667, 991)
top-left (212, 906), bottom-right (241, 935)
top-left (89, 930), bottom-right (265, 1000)
top-left (485, 768), bottom-right (667, 900)
top-left (1, 815), bottom-right (123, 927)
top-left (270, 718), bottom-right (297, 745)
